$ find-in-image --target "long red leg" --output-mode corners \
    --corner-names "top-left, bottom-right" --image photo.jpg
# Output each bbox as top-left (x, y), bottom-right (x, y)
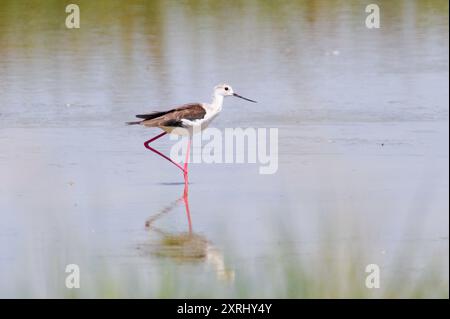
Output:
top-left (183, 191), bottom-right (192, 234)
top-left (183, 138), bottom-right (191, 197)
top-left (144, 132), bottom-right (185, 173)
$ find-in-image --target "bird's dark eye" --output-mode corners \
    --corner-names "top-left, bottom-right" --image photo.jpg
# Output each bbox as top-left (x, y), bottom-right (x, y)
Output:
top-left (224, 87), bottom-right (229, 91)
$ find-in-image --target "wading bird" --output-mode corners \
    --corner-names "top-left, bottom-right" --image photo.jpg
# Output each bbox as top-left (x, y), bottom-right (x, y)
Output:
top-left (127, 84), bottom-right (256, 195)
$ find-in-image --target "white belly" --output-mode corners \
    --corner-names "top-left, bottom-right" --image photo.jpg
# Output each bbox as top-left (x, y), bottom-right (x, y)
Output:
top-left (163, 104), bottom-right (221, 136)
top-left (171, 112), bottom-right (219, 135)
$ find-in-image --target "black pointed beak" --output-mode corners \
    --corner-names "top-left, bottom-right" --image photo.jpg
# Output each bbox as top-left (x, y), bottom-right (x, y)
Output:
top-left (233, 93), bottom-right (257, 103)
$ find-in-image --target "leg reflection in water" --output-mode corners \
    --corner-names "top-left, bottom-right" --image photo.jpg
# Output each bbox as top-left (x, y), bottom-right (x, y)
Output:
top-left (143, 184), bottom-right (234, 282)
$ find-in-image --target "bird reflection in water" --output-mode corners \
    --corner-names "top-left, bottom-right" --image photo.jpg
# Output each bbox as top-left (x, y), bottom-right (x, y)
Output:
top-left (143, 185), bottom-right (235, 282)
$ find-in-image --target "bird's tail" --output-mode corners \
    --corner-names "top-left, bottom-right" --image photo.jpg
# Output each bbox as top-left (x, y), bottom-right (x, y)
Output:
top-left (126, 121), bottom-right (141, 125)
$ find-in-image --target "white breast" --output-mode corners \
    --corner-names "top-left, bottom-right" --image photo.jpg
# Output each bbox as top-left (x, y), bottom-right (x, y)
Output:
top-left (181, 102), bottom-right (221, 131)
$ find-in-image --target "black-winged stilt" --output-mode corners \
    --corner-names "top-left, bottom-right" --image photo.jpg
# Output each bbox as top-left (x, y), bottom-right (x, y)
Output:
top-left (127, 84), bottom-right (256, 195)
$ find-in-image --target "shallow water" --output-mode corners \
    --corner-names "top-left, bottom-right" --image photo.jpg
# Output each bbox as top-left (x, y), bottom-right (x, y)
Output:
top-left (0, 0), bottom-right (448, 298)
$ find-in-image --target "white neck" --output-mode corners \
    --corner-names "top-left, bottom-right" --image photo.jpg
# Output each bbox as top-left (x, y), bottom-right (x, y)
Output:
top-left (210, 93), bottom-right (224, 111)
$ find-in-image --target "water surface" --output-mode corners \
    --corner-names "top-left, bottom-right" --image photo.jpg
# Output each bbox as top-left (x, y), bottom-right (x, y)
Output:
top-left (0, 0), bottom-right (448, 298)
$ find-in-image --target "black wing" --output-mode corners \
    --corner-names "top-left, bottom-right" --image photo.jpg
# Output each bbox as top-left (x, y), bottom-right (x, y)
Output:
top-left (135, 103), bottom-right (206, 127)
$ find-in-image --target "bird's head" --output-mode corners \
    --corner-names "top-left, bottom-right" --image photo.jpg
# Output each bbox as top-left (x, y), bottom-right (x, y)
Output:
top-left (214, 83), bottom-right (257, 103)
